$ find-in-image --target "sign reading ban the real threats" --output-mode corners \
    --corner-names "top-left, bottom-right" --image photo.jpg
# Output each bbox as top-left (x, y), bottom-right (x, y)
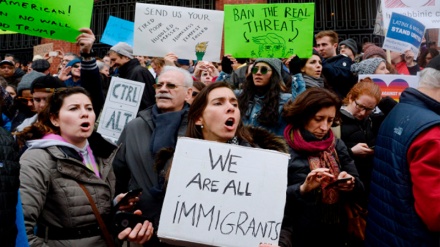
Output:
top-left (97, 77), bottom-right (145, 143)
top-left (224, 3), bottom-right (315, 59)
top-left (101, 16), bottom-right (134, 47)
top-left (382, 12), bottom-right (425, 58)
top-left (158, 137), bottom-right (290, 247)
top-left (0, 0), bottom-right (93, 42)
top-left (134, 3), bottom-right (224, 62)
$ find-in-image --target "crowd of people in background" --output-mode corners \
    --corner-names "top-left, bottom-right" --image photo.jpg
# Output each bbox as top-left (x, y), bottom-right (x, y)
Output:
top-left (0, 26), bottom-right (439, 247)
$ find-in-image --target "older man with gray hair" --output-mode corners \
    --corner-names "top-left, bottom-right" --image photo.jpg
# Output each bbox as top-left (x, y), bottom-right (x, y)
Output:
top-left (112, 66), bottom-right (193, 246)
top-left (366, 55), bottom-right (440, 246)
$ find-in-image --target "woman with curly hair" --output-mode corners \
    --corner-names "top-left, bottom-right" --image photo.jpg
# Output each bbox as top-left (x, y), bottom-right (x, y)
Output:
top-left (237, 58), bottom-right (293, 136)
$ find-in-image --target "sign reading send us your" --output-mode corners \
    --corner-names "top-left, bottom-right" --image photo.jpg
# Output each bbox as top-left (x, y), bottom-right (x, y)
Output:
top-left (133, 3), bottom-right (224, 62)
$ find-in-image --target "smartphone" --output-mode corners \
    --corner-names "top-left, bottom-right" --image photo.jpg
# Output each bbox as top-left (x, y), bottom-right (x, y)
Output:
top-left (328, 177), bottom-right (352, 187)
top-left (221, 56), bottom-right (233, 74)
top-left (369, 146), bottom-right (375, 150)
top-left (49, 51), bottom-right (58, 57)
top-left (115, 188), bottom-right (142, 209)
top-left (113, 212), bottom-right (151, 233)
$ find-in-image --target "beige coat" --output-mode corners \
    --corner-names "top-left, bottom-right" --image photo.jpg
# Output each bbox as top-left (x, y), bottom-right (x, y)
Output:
top-left (20, 145), bottom-right (117, 247)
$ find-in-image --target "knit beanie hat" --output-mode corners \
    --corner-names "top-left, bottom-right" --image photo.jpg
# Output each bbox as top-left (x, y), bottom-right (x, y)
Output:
top-left (351, 57), bottom-right (385, 75)
top-left (110, 42), bottom-right (134, 59)
top-left (425, 54), bottom-right (440, 71)
top-left (339, 38), bottom-right (358, 55)
top-left (31, 75), bottom-right (65, 93)
top-left (363, 45), bottom-right (386, 60)
top-left (66, 59), bottom-right (81, 68)
top-left (254, 58), bottom-right (282, 79)
top-left (31, 59), bottom-right (50, 72)
top-left (17, 71), bottom-right (45, 95)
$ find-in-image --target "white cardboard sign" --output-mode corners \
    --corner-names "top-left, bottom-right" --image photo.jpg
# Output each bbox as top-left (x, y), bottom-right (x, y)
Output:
top-left (158, 137), bottom-right (289, 247)
top-left (134, 3), bottom-right (224, 62)
top-left (97, 77), bottom-right (145, 143)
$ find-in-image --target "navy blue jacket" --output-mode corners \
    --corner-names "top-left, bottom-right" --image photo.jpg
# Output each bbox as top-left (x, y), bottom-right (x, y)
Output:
top-left (366, 87), bottom-right (440, 246)
top-left (322, 54), bottom-right (356, 98)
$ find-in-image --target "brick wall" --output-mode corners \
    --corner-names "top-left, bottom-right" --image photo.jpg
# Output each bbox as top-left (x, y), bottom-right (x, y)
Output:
top-left (41, 38), bottom-right (80, 75)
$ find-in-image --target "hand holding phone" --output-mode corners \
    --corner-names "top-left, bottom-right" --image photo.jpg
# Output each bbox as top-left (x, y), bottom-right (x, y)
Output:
top-left (327, 177), bottom-right (352, 188)
top-left (115, 188), bottom-right (142, 210)
top-left (113, 211), bottom-right (151, 233)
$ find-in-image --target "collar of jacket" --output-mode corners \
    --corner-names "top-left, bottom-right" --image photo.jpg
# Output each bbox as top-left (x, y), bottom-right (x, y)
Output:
top-left (118, 59), bottom-right (141, 77)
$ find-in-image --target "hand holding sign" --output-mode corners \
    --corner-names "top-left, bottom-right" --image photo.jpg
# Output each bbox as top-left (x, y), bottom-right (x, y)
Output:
top-left (76, 28), bottom-right (96, 54)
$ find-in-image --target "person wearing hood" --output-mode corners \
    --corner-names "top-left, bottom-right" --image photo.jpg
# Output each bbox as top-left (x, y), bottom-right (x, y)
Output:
top-left (16, 87), bottom-right (154, 247)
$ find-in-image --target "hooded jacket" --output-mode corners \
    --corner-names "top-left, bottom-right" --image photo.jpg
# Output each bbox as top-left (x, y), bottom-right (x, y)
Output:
top-left (19, 133), bottom-right (117, 247)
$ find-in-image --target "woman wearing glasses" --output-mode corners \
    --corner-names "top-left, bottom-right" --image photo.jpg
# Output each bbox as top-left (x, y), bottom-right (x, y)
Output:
top-left (237, 58), bottom-right (295, 136)
top-left (339, 78), bottom-right (384, 206)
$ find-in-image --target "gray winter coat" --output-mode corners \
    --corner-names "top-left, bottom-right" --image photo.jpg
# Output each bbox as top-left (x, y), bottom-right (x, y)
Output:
top-left (19, 138), bottom-right (117, 247)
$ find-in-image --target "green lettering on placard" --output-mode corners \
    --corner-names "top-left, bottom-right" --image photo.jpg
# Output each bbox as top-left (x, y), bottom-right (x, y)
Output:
top-left (0, 0), bottom-right (93, 42)
top-left (224, 3), bottom-right (314, 59)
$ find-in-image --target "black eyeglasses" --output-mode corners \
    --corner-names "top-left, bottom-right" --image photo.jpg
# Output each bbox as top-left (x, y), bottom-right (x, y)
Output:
top-left (251, 66), bottom-right (272, 75)
top-left (354, 100), bottom-right (375, 112)
top-left (71, 64), bottom-right (80, 68)
top-left (153, 82), bottom-right (186, 90)
top-left (192, 91), bottom-right (199, 97)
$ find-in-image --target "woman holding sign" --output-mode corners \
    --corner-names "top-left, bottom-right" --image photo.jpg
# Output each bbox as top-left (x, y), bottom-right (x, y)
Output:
top-left (16, 87), bottom-right (153, 247)
top-left (280, 87), bottom-right (363, 247)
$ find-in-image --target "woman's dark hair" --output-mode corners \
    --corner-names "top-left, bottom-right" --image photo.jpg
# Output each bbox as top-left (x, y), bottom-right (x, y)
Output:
top-left (186, 82), bottom-right (253, 144)
top-left (16, 87), bottom-right (92, 145)
top-left (418, 48), bottom-right (440, 68)
top-left (238, 62), bottom-right (283, 127)
top-left (283, 87), bottom-right (341, 129)
top-left (193, 81), bottom-right (206, 92)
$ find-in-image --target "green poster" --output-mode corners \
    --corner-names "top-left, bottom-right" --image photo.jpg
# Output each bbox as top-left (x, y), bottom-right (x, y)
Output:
top-left (0, 0), bottom-right (93, 42)
top-left (224, 3), bottom-right (314, 59)
top-left (0, 29), bottom-right (16, 34)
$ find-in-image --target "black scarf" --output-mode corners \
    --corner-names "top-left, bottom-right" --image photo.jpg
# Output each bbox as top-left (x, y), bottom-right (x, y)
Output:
top-left (150, 104), bottom-right (189, 154)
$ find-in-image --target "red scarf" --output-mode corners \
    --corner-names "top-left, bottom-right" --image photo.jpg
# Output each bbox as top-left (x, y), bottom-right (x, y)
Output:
top-left (284, 124), bottom-right (341, 204)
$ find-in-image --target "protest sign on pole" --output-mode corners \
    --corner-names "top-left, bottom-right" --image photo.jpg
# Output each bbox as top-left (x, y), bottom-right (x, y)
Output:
top-left (224, 3), bottom-right (315, 59)
top-left (0, 0), bottom-right (93, 42)
top-left (97, 77), bottom-right (145, 143)
top-left (359, 74), bottom-right (419, 102)
top-left (158, 137), bottom-right (289, 247)
top-left (382, 12), bottom-right (425, 58)
top-left (101, 16), bottom-right (134, 47)
top-left (381, 0), bottom-right (440, 29)
top-left (134, 3), bottom-right (224, 62)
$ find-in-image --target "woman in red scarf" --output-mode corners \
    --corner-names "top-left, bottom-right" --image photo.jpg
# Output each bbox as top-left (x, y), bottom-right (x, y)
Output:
top-left (279, 88), bottom-right (364, 247)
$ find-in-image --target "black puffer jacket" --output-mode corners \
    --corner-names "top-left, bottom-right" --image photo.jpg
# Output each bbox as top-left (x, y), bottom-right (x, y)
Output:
top-left (0, 127), bottom-right (20, 247)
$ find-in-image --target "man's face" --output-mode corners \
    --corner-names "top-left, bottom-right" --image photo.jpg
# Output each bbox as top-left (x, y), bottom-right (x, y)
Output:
top-left (0, 64), bottom-right (15, 78)
top-left (32, 91), bottom-right (53, 113)
top-left (62, 55), bottom-right (76, 68)
top-left (108, 52), bottom-right (129, 68)
top-left (339, 44), bottom-right (354, 60)
top-left (316, 36), bottom-right (337, 59)
top-left (155, 70), bottom-right (192, 113)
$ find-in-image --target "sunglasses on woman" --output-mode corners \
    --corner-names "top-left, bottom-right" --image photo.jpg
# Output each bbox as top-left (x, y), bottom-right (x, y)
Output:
top-left (251, 66), bottom-right (272, 75)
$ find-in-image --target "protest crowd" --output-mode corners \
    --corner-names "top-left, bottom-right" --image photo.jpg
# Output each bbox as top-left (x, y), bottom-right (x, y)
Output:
top-left (1, 2), bottom-right (440, 247)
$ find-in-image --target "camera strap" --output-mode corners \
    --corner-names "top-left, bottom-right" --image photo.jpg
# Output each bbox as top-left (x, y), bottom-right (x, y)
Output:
top-left (78, 182), bottom-right (115, 247)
